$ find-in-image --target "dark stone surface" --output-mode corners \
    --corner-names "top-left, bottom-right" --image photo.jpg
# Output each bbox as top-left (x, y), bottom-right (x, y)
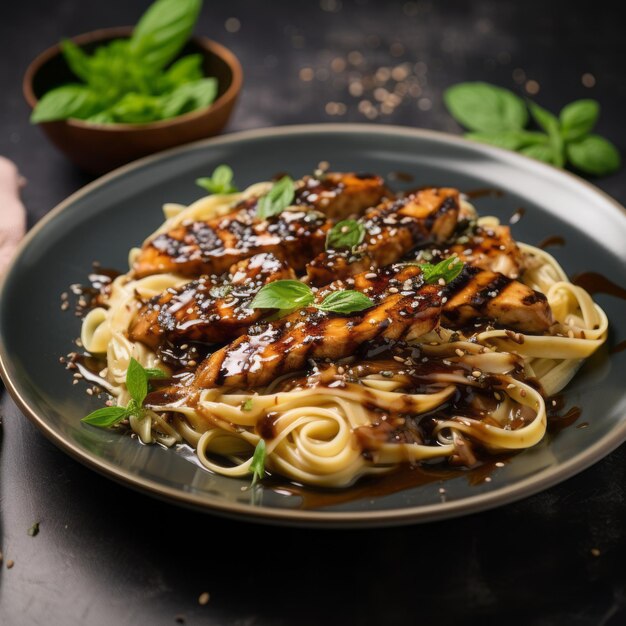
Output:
top-left (0, 1), bottom-right (624, 624)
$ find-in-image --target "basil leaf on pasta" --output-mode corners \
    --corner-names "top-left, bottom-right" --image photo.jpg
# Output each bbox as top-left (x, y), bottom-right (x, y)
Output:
top-left (250, 439), bottom-right (266, 485)
top-left (196, 164), bottom-right (238, 194)
top-left (126, 357), bottom-right (148, 406)
top-left (81, 406), bottom-right (129, 427)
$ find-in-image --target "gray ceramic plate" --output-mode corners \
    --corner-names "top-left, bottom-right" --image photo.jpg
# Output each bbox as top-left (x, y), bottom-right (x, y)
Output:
top-left (1, 124), bottom-right (625, 527)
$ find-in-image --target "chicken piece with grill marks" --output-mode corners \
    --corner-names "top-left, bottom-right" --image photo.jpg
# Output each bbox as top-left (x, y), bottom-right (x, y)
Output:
top-left (306, 187), bottom-right (461, 286)
top-left (415, 223), bottom-right (524, 279)
top-left (442, 265), bottom-right (553, 333)
top-left (129, 253), bottom-right (295, 349)
top-left (133, 172), bottom-right (388, 279)
top-left (191, 265), bottom-right (443, 389)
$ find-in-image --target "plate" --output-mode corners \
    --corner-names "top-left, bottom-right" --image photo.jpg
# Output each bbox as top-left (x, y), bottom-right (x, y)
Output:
top-left (1, 124), bottom-right (625, 527)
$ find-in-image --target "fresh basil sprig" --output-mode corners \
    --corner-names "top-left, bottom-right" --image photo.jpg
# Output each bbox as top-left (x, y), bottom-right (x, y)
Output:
top-left (250, 280), bottom-right (374, 316)
top-left (250, 439), bottom-right (266, 486)
top-left (130, 0), bottom-right (202, 72)
top-left (31, 0), bottom-right (216, 125)
top-left (257, 176), bottom-right (295, 220)
top-left (82, 358), bottom-right (167, 428)
top-left (196, 165), bottom-right (238, 194)
top-left (444, 82), bottom-right (620, 176)
top-left (407, 256), bottom-right (464, 284)
top-left (326, 219), bottom-right (366, 251)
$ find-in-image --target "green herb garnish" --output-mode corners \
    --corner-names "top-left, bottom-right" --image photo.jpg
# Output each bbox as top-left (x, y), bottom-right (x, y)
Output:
top-left (250, 439), bottom-right (266, 486)
top-left (196, 165), bottom-right (238, 194)
top-left (257, 176), bottom-right (295, 220)
top-left (325, 219), bottom-right (366, 251)
top-left (241, 399), bottom-right (254, 412)
top-left (250, 280), bottom-right (374, 317)
top-left (82, 358), bottom-right (166, 428)
top-left (315, 290), bottom-right (375, 314)
top-left (28, 522), bottom-right (40, 537)
top-left (444, 82), bottom-right (620, 176)
top-left (250, 279), bottom-right (314, 310)
top-left (418, 256), bottom-right (464, 284)
top-left (31, 0), bottom-right (217, 125)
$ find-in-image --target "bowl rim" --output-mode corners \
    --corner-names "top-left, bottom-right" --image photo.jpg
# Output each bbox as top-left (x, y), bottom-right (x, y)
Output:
top-left (22, 25), bottom-right (243, 131)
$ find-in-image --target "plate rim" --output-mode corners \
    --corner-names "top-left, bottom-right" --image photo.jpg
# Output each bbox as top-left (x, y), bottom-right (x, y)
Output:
top-left (2, 123), bottom-right (625, 527)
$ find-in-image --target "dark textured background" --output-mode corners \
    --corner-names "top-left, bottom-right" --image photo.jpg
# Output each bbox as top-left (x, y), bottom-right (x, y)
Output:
top-left (1, 1), bottom-right (625, 624)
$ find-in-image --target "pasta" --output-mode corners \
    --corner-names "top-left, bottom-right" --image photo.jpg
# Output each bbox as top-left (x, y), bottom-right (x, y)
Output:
top-left (76, 174), bottom-right (608, 488)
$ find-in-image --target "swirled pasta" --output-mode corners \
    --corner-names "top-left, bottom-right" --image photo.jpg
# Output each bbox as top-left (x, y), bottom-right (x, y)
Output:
top-left (74, 176), bottom-right (608, 488)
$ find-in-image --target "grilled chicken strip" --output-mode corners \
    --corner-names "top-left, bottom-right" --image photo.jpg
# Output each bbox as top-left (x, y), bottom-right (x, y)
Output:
top-left (192, 265), bottom-right (443, 389)
top-left (306, 187), bottom-right (461, 286)
top-left (442, 265), bottom-right (553, 333)
top-left (133, 172), bottom-right (388, 278)
top-left (129, 253), bottom-right (294, 348)
top-left (416, 223), bottom-right (524, 279)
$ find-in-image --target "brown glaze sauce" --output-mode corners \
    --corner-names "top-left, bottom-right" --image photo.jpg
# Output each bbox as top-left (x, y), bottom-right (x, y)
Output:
top-left (464, 188), bottom-right (504, 200)
top-left (265, 457), bottom-right (512, 510)
top-left (572, 272), bottom-right (626, 300)
top-left (537, 235), bottom-right (566, 249)
top-left (610, 340), bottom-right (626, 355)
top-left (388, 171), bottom-right (415, 183)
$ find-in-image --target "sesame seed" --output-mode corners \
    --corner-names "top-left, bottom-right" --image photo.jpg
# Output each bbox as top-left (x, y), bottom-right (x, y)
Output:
top-left (472, 370), bottom-right (482, 378)
top-left (582, 73), bottom-right (596, 88)
top-left (590, 548), bottom-right (601, 557)
top-left (225, 17), bottom-right (241, 32)
top-left (198, 591), bottom-right (210, 605)
top-left (525, 79), bottom-right (540, 95)
top-left (495, 462), bottom-right (505, 467)
top-left (455, 349), bottom-right (465, 357)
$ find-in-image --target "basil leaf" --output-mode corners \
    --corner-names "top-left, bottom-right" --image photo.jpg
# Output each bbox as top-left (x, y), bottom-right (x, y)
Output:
top-left (196, 164), bottom-right (238, 194)
top-left (257, 176), bottom-right (295, 219)
top-left (126, 358), bottom-right (148, 407)
top-left (250, 280), bottom-right (314, 310)
top-left (60, 39), bottom-right (92, 82)
top-left (130, 0), bottom-right (203, 71)
top-left (528, 101), bottom-right (564, 167)
top-left (81, 406), bottom-right (129, 427)
top-left (560, 99), bottom-right (599, 142)
top-left (250, 439), bottom-right (266, 485)
top-left (85, 111), bottom-right (116, 125)
top-left (316, 290), bottom-right (374, 314)
top-left (520, 143), bottom-right (557, 165)
top-left (443, 82), bottom-right (528, 132)
top-left (326, 219), bottom-right (366, 250)
top-left (160, 78), bottom-right (217, 118)
top-left (242, 399), bottom-right (254, 411)
top-left (566, 135), bottom-right (621, 176)
top-left (107, 92), bottom-right (164, 124)
top-left (465, 130), bottom-right (547, 151)
top-left (31, 84), bottom-right (101, 123)
top-left (420, 257), bottom-right (464, 284)
top-left (143, 367), bottom-right (168, 379)
top-left (164, 53), bottom-right (204, 87)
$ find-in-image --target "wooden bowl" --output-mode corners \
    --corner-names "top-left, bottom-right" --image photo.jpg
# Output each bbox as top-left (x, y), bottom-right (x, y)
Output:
top-left (23, 27), bottom-right (243, 174)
